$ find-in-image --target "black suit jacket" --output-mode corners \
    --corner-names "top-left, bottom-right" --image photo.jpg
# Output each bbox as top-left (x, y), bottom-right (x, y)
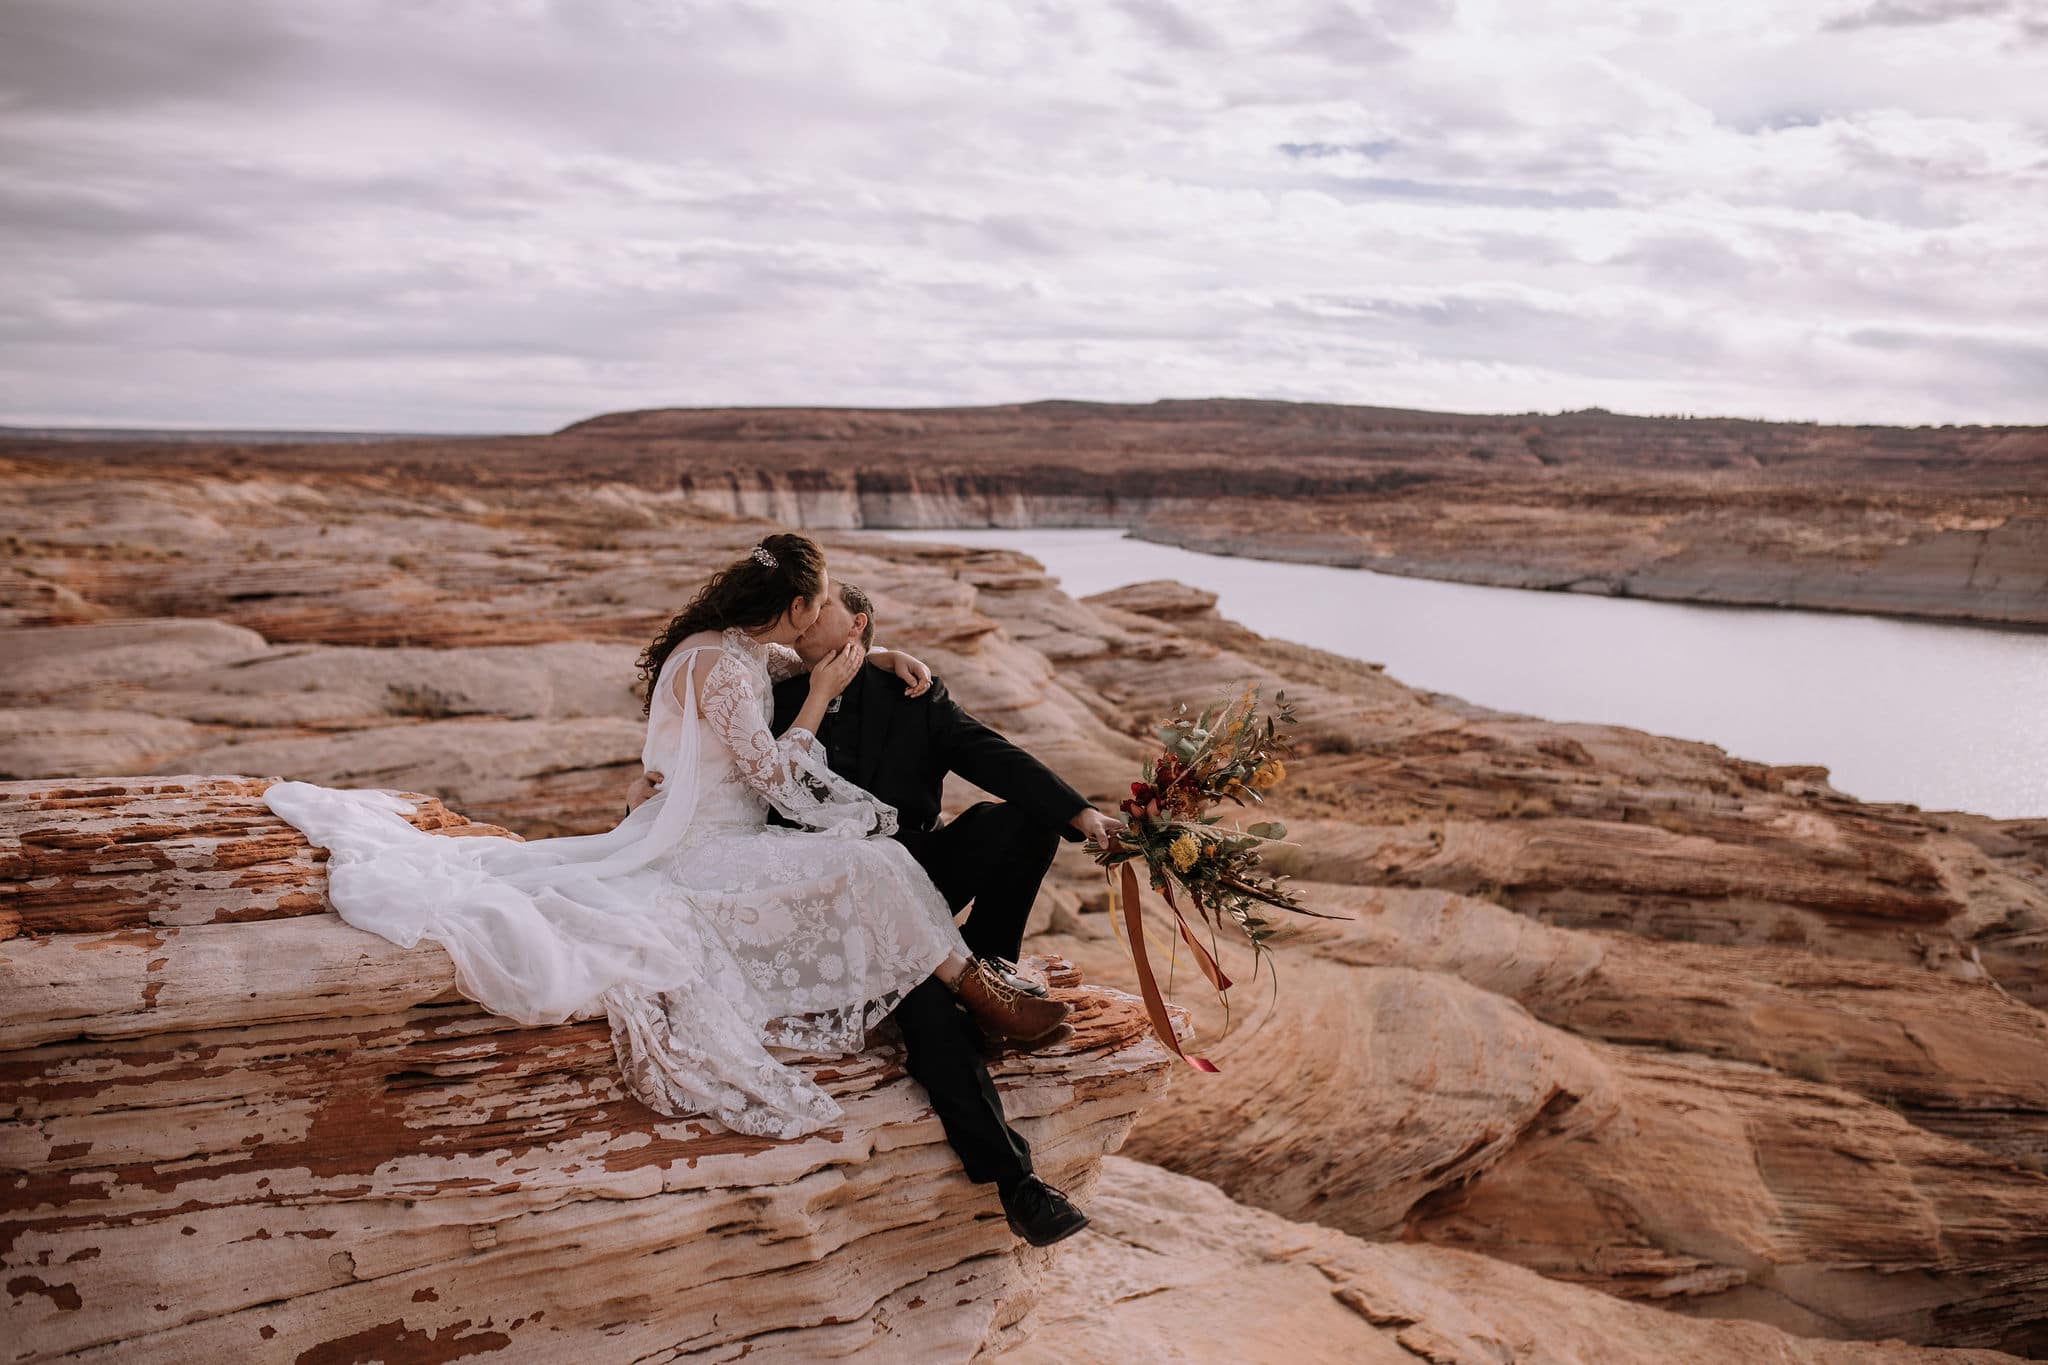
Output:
top-left (769, 662), bottom-right (1090, 841)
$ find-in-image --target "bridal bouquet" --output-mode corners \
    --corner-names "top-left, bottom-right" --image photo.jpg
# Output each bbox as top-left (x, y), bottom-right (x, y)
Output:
top-left (1091, 682), bottom-right (1312, 1071)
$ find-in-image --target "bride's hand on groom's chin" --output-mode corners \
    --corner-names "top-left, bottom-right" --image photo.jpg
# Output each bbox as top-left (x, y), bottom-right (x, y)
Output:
top-left (809, 642), bottom-right (865, 698)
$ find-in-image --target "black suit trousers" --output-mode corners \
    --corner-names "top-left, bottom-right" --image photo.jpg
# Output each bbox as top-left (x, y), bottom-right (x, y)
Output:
top-left (886, 801), bottom-right (1062, 1189)
top-left (895, 800), bottom-right (1062, 963)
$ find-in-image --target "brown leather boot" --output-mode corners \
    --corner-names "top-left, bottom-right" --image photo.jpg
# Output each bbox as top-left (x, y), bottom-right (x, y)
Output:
top-left (954, 957), bottom-right (1071, 1046)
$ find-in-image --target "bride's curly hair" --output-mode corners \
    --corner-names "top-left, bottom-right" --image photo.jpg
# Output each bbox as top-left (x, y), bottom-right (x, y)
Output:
top-left (636, 532), bottom-right (826, 713)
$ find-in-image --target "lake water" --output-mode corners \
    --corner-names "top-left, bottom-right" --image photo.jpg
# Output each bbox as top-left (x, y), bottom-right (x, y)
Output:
top-left (874, 528), bottom-right (2048, 821)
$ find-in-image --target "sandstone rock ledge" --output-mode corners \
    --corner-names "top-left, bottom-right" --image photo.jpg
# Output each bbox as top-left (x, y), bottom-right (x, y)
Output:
top-left (0, 777), bottom-right (1173, 1362)
top-left (1002, 1157), bottom-right (2027, 1364)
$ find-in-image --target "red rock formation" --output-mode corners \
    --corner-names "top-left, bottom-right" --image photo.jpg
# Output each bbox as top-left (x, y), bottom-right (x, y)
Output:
top-left (1041, 885), bottom-right (2048, 1353)
top-left (5, 463), bottom-right (2046, 1357)
top-left (6, 396), bottom-right (2044, 626)
top-left (1060, 571), bottom-right (2048, 1007)
top-left (1001, 1157), bottom-right (2028, 1364)
top-left (0, 778), bottom-right (1171, 1362)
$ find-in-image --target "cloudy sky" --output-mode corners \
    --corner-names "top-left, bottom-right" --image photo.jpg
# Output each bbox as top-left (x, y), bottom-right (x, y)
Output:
top-left (2, 0), bottom-right (2043, 433)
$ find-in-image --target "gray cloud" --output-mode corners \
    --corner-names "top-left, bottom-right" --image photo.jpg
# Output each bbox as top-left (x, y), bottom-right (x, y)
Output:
top-left (1609, 233), bottom-right (1760, 287)
top-left (1276, 289), bottom-right (1732, 378)
top-left (1279, 139), bottom-right (1402, 159)
top-left (1823, 0), bottom-right (2010, 31)
top-left (1113, 0), bottom-right (1224, 51)
top-left (1849, 327), bottom-right (2048, 385)
top-left (974, 215), bottom-right (1076, 257)
top-left (0, 183), bottom-right (242, 243)
top-left (0, 0), bottom-right (306, 112)
top-left (1276, 3), bottom-right (1411, 63)
top-left (0, 0), bottom-right (2041, 431)
top-left (1306, 175), bottom-right (1624, 209)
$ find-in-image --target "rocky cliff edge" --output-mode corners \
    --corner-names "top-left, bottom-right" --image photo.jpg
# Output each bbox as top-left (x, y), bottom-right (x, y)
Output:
top-left (0, 776), bottom-right (1172, 1362)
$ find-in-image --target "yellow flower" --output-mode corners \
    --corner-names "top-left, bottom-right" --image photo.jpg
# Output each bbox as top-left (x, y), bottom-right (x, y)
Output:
top-left (1251, 759), bottom-right (1287, 791)
top-left (1169, 832), bottom-right (1201, 871)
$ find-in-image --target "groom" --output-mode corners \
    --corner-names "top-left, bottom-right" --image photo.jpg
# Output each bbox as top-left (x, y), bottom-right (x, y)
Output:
top-left (630, 581), bottom-right (1124, 1247)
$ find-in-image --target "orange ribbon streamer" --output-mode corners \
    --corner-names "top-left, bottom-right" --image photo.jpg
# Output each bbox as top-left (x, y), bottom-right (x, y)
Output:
top-left (1117, 863), bottom-right (1221, 1072)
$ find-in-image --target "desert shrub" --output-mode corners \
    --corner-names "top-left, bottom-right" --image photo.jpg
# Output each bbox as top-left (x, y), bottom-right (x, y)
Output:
top-left (1307, 729), bottom-right (1363, 755)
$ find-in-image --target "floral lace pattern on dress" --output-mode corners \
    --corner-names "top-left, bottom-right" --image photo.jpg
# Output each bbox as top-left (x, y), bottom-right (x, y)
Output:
top-left (604, 627), bottom-right (964, 1132)
top-left (693, 635), bottom-right (898, 839)
top-left (263, 625), bottom-right (968, 1143)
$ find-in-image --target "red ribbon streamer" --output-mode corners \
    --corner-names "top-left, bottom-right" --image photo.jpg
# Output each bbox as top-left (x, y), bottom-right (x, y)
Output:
top-left (1157, 881), bottom-right (1233, 994)
top-left (1118, 863), bottom-right (1221, 1073)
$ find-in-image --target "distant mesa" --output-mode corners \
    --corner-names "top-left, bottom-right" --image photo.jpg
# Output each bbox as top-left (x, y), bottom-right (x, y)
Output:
top-left (0, 424), bottom-right (510, 444)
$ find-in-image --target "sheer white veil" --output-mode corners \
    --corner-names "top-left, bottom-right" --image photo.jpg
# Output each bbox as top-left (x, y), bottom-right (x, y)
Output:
top-left (264, 642), bottom-right (720, 1027)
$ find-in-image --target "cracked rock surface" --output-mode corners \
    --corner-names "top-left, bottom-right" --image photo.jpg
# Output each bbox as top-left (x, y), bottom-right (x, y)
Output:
top-left (3, 445), bottom-right (2045, 1359)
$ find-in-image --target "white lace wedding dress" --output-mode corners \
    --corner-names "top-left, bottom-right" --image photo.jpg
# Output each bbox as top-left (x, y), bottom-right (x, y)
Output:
top-left (264, 626), bottom-right (969, 1138)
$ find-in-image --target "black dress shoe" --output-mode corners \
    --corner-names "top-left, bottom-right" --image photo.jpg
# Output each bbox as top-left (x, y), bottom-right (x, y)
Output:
top-left (978, 1023), bottom-right (1074, 1060)
top-left (1000, 1176), bottom-right (1089, 1247)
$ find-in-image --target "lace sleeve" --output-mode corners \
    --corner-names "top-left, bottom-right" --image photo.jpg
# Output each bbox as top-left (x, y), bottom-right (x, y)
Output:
top-left (764, 642), bottom-right (807, 682)
top-left (695, 650), bottom-right (898, 838)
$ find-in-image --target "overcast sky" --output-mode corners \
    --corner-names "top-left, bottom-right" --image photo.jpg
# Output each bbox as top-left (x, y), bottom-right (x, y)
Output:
top-left (2, 0), bottom-right (2043, 433)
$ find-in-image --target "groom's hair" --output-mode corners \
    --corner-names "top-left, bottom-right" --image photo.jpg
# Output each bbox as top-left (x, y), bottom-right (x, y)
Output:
top-left (838, 581), bottom-right (876, 649)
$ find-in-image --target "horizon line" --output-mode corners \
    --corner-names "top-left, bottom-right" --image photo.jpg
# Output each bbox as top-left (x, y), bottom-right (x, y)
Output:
top-left (1, 394), bottom-right (2038, 441)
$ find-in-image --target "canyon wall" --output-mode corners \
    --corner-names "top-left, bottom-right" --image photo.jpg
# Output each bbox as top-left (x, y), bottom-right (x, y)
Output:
top-left (4, 462), bottom-right (2046, 1358)
top-left (9, 396), bottom-right (2042, 628)
top-left (603, 466), bottom-right (2048, 630)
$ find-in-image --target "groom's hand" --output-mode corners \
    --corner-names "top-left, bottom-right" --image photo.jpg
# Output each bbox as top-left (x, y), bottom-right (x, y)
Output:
top-left (627, 770), bottom-right (664, 812)
top-left (1071, 807), bottom-right (1124, 850)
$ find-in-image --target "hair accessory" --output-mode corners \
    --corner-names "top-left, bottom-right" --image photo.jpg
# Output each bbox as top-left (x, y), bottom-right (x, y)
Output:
top-left (750, 545), bottom-right (778, 570)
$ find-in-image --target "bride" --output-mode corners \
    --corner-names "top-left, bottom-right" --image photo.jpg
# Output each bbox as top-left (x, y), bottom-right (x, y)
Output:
top-left (264, 532), bottom-right (1069, 1139)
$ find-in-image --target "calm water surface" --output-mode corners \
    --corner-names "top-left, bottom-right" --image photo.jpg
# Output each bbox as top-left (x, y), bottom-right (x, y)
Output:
top-left (877, 528), bottom-right (2048, 820)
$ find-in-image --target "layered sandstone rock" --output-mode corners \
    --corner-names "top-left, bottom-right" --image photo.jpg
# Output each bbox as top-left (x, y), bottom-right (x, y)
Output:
top-left (913, 549), bottom-right (2048, 1352)
top-left (1039, 883), bottom-right (2048, 1353)
top-left (0, 777), bottom-right (1172, 1362)
top-left (10, 398), bottom-right (2042, 626)
top-left (1131, 487), bottom-right (2048, 630)
top-left (0, 478), bottom-right (1138, 838)
top-left (1050, 566), bottom-right (2048, 1007)
top-left (5, 463), bottom-right (2047, 1357)
top-left (1000, 1157), bottom-right (2027, 1364)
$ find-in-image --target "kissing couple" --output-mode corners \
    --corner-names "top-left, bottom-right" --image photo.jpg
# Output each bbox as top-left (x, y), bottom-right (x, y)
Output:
top-left (265, 532), bottom-right (1127, 1247)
